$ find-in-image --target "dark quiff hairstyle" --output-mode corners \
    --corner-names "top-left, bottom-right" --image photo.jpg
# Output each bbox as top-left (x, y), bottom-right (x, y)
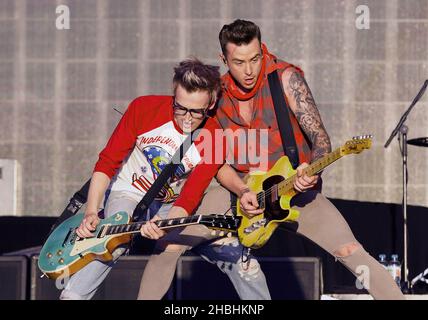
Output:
top-left (218, 19), bottom-right (261, 56)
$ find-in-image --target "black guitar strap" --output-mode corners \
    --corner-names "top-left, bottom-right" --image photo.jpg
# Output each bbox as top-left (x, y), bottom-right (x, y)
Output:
top-left (46, 178), bottom-right (91, 239)
top-left (230, 70), bottom-right (300, 213)
top-left (267, 70), bottom-right (301, 234)
top-left (267, 70), bottom-right (300, 169)
top-left (131, 130), bottom-right (196, 222)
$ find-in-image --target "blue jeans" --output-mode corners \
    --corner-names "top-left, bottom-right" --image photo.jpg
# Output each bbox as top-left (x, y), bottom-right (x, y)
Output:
top-left (193, 238), bottom-right (271, 299)
top-left (60, 187), bottom-right (271, 300)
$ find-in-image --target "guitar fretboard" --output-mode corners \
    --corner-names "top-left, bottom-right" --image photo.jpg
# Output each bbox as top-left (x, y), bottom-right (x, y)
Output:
top-left (103, 215), bottom-right (201, 236)
top-left (257, 148), bottom-right (342, 203)
top-left (281, 147), bottom-right (341, 194)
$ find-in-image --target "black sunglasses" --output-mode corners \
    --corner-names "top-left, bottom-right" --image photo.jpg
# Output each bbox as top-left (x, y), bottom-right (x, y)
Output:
top-left (172, 100), bottom-right (207, 120)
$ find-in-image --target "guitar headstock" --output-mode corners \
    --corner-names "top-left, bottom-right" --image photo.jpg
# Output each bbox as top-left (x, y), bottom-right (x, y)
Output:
top-left (340, 135), bottom-right (373, 156)
top-left (199, 214), bottom-right (241, 232)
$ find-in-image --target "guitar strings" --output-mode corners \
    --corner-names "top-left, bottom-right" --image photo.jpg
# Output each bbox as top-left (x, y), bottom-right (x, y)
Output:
top-left (253, 150), bottom-right (341, 203)
top-left (106, 214), bottom-right (235, 234)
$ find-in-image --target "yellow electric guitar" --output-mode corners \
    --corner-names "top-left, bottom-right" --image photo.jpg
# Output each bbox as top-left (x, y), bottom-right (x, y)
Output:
top-left (236, 135), bottom-right (372, 249)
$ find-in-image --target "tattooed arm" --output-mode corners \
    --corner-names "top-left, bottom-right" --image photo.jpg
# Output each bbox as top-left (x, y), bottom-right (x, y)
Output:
top-left (281, 68), bottom-right (332, 161)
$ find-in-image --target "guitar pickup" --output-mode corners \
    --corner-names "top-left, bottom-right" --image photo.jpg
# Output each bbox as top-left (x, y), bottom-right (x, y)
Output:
top-left (244, 218), bottom-right (267, 234)
top-left (97, 226), bottom-right (105, 238)
top-left (244, 227), bottom-right (255, 234)
top-left (254, 218), bottom-right (266, 227)
top-left (62, 228), bottom-right (75, 247)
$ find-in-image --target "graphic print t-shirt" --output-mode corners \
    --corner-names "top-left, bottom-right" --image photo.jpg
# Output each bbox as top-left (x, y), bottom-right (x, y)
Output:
top-left (94, 95), bottom-right (225, 214)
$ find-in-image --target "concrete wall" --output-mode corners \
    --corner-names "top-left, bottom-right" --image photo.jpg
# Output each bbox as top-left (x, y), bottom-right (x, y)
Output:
top-left (0, 0), bottom-right (427, 215)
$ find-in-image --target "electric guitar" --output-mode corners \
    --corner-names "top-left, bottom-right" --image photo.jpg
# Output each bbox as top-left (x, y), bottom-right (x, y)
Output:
top-left (38, 212), bottom-right (240, 279)
top-left (236, 135), bottom-right (372, 249)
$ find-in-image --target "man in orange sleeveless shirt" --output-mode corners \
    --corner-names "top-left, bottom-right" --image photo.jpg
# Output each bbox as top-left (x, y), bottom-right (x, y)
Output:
top-left (214, 19), bottom-right (404, 300)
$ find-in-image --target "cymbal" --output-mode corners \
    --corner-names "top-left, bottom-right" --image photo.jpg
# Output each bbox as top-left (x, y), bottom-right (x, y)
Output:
top-left (408, 137), bottom-right (428, 147)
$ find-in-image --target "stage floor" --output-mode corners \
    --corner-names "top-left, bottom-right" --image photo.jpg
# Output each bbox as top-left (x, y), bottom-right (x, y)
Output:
top-left (322, 294), bottom-right (428, 300)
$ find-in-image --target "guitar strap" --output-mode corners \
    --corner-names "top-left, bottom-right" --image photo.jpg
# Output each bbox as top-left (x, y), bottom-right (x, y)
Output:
top-left (127, 129), bottom-right (200, 253)
top-left (266, 70), bottom-right (300, 234)
top-left (229, 70), bottom-right (300, 214)
top-left (45, 179), bottom-right (91, 239)
top-left (267, 70), bottom-right (300, 169)
top-left (131, 129), bottom-right (197, 222)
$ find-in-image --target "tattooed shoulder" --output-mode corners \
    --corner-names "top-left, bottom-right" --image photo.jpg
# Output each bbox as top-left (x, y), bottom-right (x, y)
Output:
top-left (281, 69), bottom-right (332, 159)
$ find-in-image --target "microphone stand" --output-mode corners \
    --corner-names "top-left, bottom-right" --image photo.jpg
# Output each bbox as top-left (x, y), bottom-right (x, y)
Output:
top-left (384, 80), bottom-right (428, 293)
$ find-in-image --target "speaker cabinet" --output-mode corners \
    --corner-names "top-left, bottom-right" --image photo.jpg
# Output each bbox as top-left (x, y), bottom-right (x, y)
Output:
top-left (0, 256), bottom-right (27, 300)
top-left (176, 256), bottom-right (321, 300)
top-left (30, 255), bottom-right (321, 300)
top-left (31, 255), bottom-right (173, 300)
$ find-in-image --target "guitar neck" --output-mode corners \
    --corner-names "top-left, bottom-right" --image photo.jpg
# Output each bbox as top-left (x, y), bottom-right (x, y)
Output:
top-left (278, 147), bottom-right (343, 195)
top-left (103, 215), bottom-right (201, 237)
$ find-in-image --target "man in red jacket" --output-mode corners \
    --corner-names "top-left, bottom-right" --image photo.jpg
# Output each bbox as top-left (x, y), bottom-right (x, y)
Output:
top-left (60, 58), bottom-right (270, 300)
